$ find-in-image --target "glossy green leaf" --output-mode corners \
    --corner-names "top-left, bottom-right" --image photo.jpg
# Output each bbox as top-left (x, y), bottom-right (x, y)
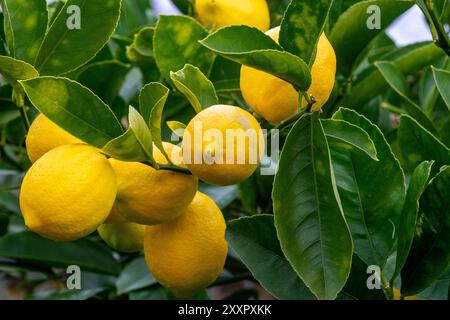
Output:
top-left (0, 231), bottom-right (121, 275)
top-left (273, 112), bottom-right (353, 300)
top-left (1, 0), bottom-right (47, 64)
top-left (21, 76), bottom-right (123, 148)
top-left (102, 106), bottom-right (154, 163)
top-left (280, 0), bottom-right (334, 64)
top-left (170, 64), bottom-right (218, 113)
top-left (126, 27), bottom-right (154, 63)
top-left (394, 160), bottom-right (434, 280)
top-left (154, 15), bottom-right (214, 80)
top-left (139, 82), bottom-right (170, 161)
top-left (321, 119), bottom-right (378, 160)
top-left (129, 285), bottom-right (173, 300)
top-left (330, 0), bottom-right (414, 75)
top-left (328, 0), bottom-right (361, 28)
top-left (0, 55), bottom-right (38, 88)
top-left (35, 0), bottom-right (121, 75)
top-left (432, 66), bottom-right (450, 112)
top-left (401, 167), bottom-right (450, 295)
top-left (331, 108), bottom-right (405, 267)
top-left (227, 215), bottom-right (315, 300)
top-left (115, 0), bottom-right (153, 37)
top-left (200, 25), bottom-right (311, 90)
top-left (375, 61), bottom-right (438, 135)
top-left (398, 115), bottom-right (450, 175)
top-left (116, 257), bottom-right (156, 294)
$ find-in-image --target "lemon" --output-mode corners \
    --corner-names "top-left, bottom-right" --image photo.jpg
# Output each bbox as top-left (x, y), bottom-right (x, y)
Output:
top-left (182, 104), bottom-right (264, 186)
top-left (240, 27), bottom-right (337, 124)
top-left (20, 144), bottom-right (117, 242)
top-left (393, 288), bottom-right (420, 300)
top-left (98, 222), bottom-right (145, 253)
top-left (26, 114), bottom-right (82, 163)
top-left (109, 142), bottom-right (198, 225)
top-left (144, 192), bottom-right (228, 298)
top-left (195, 0), bottom-right (270, 31)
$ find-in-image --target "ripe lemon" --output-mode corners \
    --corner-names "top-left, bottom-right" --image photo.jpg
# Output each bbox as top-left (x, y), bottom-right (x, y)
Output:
top-left (109, 142), bottom-right (198, 225)
top-left (144, 192), bottom-right (228, 298)
top-left (26, 114), bottom-right (82, 163)
top-left (182, 104), bottom-right (264, 186)
top-left (195, 0), bottom-right (270, 31)
top-left (20, 144), bottom-right (117, 242)
top-left (240, 27), bottom-right (337, 123)
top-left (393, 288), bottom-right (420, 300)
top-left (98, 222), bottom-right (145, 253)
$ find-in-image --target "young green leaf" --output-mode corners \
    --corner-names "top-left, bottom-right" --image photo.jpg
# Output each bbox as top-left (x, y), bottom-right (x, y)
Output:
top-left (116, 257), bottom-right (156, 295)
top-left (398, 115), bottom-right (450, 175)
top-left (432, 66), bottom-right (450, 112)
top-left (35, 0), bottom-right (122, 75)
top-left (126, 27), bottom-right (155, 64)
top-left (0, 0), bottom-right (48, 64)
top-left (102, 106), bottom-right (154, 163)
top-left (20, 76), bottom-right (123, 148)
top-left (139, 82), bottom-right (170, 161)
top-left (154, 15), bottom-right (214, 81)
top-left (321, 119), bottom-right (378, 160)
top-left (330, 0), bottom-right (414, 76)
top-left (200, 25), bottom-right (311, 90)
top-left (166, 120), bottom-right (186, 138)
top-left (401, 166), bottom-right (450, 296)
top-left (227, 215), bottom-right (315, 300)
top-left (280, 0), bottom-right (334, 65)
top-left (331, 108), bottom-right (406, 267)
top-left (170, 64), bottom-right (219, 113)
top-left (0, 55), bottom-right (38, 89)
top-left (0, 231), bottom-right (121, 275)
top-left (393, 160), bottom-right (434, 280)
top-left (375, 61), bottom-right (438, 135)
top-left (273, 112), bottom-right (353, 300)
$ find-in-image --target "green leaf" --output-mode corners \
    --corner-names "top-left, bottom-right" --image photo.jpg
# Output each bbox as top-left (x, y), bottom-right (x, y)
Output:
top-left (102, 106), bottom-right (154, 163)
top-left (35, 0), bottom-right (121, 75)
top-left (280, 0), bottom-right (334, 65)
top-left (0, 55), bottom-right (38, 89)
top-left (116, 257), bottom-right (156, 295)
top-left (321, 119), bottom-right (378, 160)
top-left (227, 215), bottom-right (315, 300)
top-left (129, 285), bottom-right (173, 300)
top-left (398, 115), bottom-right (450, 175)
top-left (401, 167), bottom-right (450, 295)
top-left (394, 160), bottom-right (434, 280)
top-left (328, 0), bottom-right (361, 28)
top-left (330, 0), bottom-right (414, 75)
top-left (375, 61), bottom-right (438, 135)
top-left (200, 25), bottom-right (311, 90)
top-left (170, 64), bottom-right (218, 113)
top-left (154, 15), bottom-right (214, 81)
top-left (432, 66), bottom-right (450, 113)
top-left (0, 0), bottom-right (48, 64)
top-left (331, 108), bottom-right (405, 267)
top-left (0, 231), bottom-right (121, 275)
top-left (21, 76), bottom-right (123, 148)
top-left (115, 0), bottom-right (153, 37)
top-left (126, 27), bottom-right (154, 64)
top-left (139, 82), bottom-right (170, 161)
top-left (273, 112), bottom-right (353, 300)
top-left (75, 61), bottom-right (129, 105)
top-left (199, 184), bottom-right (239, 210)
top-left (26, 288), bottom-right (104, 300)
top-left (166, 120), bottom-right (186, 138)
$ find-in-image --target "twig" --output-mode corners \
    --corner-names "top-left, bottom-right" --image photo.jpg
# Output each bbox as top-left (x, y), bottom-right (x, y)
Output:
top-left (425, 0), bottom-right (450, 57)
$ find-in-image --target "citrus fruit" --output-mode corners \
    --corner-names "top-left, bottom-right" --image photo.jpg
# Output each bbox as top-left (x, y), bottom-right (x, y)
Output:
top-left (98, 222), bottom-right (145, 253)
top-left (195, 0), bottom-right (270, 31)
top-left (26, 114), bottom-right (82, 163)
top-left (240, 27), bottom-right (337, 123)
top-left (182, 104), bottom-right (264, 186)
top-left (144, 192), bottom-right (228, 298)
top-left (109, 142), bottom-right (198, 225)
top-left (20, 144), bottom-right (117, 242)
top-left (393, 288), bottom-right (420, 300)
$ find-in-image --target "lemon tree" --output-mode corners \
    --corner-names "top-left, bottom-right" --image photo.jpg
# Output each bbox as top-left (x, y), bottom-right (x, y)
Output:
top-left (0, 0), bottom-right (449, 301)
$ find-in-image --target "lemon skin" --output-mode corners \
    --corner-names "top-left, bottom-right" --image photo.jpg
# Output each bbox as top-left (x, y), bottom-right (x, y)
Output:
top-left (98, 222), bottom-right (145, 253)
top-left (144, 192), bottom-right (228, 298)
top-left (20, 144), bottom-right (117, 242)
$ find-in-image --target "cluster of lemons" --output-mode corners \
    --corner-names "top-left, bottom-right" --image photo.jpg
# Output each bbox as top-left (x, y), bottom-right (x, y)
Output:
top-left (19, 0), bottom-right (337, 298)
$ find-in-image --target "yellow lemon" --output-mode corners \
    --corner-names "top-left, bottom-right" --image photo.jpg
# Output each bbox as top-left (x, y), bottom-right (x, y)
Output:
top-left (195, 0), bottom-right (270, 31)
top-left (393, 288), bottom-right (420, 300)
top-left (144, 192), bottom-right (228, 298)
top-left (26, 114), bottom-right (82, 163)
top-left (98, 222), bottom-right (145, 253)
top-left (20, 144), bottom-right (117, 242)
top-left (240, 27), bottom-right (337, 123)
top-left (182, 104), bottom-right (264, 186)
top-left (109, 142), bottom-right (198, 225)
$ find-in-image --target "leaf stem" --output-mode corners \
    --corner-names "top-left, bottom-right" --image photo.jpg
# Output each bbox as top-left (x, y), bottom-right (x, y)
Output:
top-left (156, 163), bottom-right (192, 175)
top-left (12, 88), bottom-right (30, 131)
top-left (425, 0), bottom-right (450, 57)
